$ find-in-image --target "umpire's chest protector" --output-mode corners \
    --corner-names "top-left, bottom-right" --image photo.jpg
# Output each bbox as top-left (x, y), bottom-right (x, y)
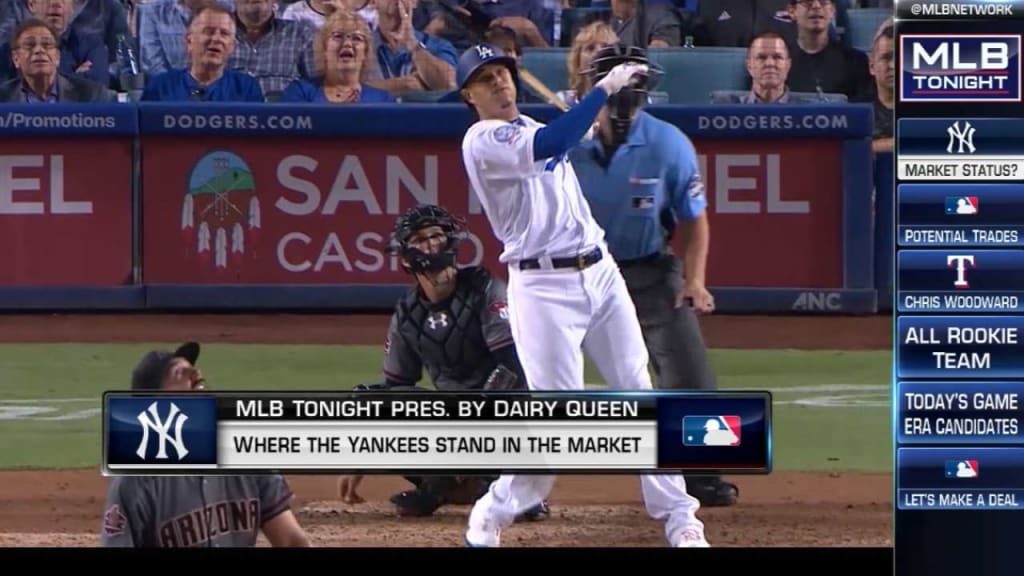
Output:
top-left (395, 269), bottom-right (494, 388)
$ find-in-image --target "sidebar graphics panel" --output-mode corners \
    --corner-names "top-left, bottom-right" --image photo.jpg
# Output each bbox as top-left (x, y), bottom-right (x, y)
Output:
top-left (896, 2), bottom-right (1024, 575)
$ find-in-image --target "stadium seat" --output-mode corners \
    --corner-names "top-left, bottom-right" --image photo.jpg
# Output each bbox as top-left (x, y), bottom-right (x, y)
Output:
top-left (647, 47), bottom-right (748, 104)
top-left (398, 90), bottom-right (451, 103)
top-left (846, 8), bottom-right (891, 53)
top-left (520, 47), bottom-right (573, 93)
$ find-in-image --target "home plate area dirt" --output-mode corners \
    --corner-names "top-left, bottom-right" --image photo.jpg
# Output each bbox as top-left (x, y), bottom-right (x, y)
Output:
top-left (0, 313), bottom-right (893, 547)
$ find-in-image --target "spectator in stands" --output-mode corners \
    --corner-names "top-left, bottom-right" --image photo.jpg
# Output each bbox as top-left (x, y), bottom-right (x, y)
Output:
top-left (785, 0), bottom-right (872, 102)
top-left (279, 10), bottom-right (393, 101)
top-left (280, 0), bottom-right (344, 29)
top-left (484, 24), bottom-right (544, 102)
top-left (712, 31), bottom-right (816, 103)
top-left (556, 20), bottom-right (615, 106)
top-left (0, 0), bottom-right (108, 85)
top-left (869, 19), bottom-right (892, 152)
top-left (229, 0), bottom-right (316, 97)
top-left (141, 4), bottom-right (264, 101)
top-left (690, 0), bottom-right (793, 48)
top-left (369, 0), bottom-right (456, 96)
top-left (0, 17), bottom-right (113, 101)
top-left (140, 0), bottom-right (223, 76)
top-left (413, 0), bottom-right (554, 52)
top-left (606, 0), bottom-right (681, 47)
top-left (0, 0), bottom-right (129, 79)
top-left (280, 0), bottom-right (377, 30)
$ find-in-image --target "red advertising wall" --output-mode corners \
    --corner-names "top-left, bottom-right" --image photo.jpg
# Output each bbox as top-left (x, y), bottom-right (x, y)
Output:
top-left (0, 140), bottom-right (133, 286)
top-left (142, 137), bottom-right (842, 288)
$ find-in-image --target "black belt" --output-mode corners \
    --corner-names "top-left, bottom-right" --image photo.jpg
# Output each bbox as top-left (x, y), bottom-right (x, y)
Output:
top-left (616, 252), bottom-right (661, 268)
top-left (518, 247), bottom-right (603, 271)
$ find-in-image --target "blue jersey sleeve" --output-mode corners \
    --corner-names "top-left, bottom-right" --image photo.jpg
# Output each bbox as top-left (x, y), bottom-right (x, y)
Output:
top-left (668, 131), bottom-right (707, 220)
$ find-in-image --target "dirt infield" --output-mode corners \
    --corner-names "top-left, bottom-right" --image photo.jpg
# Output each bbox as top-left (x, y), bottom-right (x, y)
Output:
top-left (0, 313), bottom-right (893, 547)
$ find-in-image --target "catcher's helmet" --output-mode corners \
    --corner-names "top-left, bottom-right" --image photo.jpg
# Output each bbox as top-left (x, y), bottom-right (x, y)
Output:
top-left (456, 43), bottom-right (519, 94)
top-left (584, 43), bottom-right (662, 93)
top-left (387, 204), bottom-right (466, 275)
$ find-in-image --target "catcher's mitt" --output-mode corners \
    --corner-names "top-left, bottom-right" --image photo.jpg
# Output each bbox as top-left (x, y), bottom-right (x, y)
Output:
top-left (483, 365), bottom-right (519, 391)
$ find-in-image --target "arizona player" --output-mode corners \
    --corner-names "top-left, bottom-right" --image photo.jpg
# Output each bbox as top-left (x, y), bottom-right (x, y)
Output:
top-left (336, 204), bottom-right (549, 522)
top-left (101, 343), bottom-right (312, 548)
top-left (453, 44), bottom-right (710, 548)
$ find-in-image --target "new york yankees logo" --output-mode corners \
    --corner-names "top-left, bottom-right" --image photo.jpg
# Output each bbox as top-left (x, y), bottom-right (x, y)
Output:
top-left (427, 312), bottom-right (449, 330)
top-left (136, 401), bottom-right (190, 460)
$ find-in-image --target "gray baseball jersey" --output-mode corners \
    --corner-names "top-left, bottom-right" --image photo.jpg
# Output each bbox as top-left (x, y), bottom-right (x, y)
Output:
top-left (101, 475), bottom-right (293, 547)
top-left (383, 266), bottom-right (515, 390)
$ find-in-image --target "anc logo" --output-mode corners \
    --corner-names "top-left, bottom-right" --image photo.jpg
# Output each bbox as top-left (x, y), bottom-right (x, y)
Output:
top-left (183, 151), bottom-right (260, 271)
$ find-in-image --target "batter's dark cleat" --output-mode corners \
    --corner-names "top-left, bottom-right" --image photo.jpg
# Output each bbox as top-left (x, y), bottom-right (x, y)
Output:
top-left (689, 480), bottom-right (739, 507)
top-left (514, 500), bottom-right (550, 522)
top-left (390, 489), bottom-right (446, 517)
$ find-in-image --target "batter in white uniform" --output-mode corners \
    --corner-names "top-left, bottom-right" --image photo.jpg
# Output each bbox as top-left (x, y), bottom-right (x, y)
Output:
top-left (452, 43), bottom-right (710, 549)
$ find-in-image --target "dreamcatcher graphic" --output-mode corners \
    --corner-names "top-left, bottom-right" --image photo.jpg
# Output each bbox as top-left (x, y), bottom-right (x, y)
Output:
top-left (182, 151), bottom-right (260, 270)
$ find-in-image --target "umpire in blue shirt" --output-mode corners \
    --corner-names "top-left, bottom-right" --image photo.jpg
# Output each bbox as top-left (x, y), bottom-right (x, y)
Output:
top-left (569, 44), bottom-right (738, 507)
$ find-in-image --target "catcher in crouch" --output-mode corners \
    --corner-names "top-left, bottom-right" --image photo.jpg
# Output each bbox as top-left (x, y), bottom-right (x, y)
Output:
top-left (338, 204), bottom-right (550, 521)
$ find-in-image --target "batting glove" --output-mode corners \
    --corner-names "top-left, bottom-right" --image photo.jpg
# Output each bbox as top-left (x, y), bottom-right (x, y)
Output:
top-left (595, 63), bottom-right (649, 96)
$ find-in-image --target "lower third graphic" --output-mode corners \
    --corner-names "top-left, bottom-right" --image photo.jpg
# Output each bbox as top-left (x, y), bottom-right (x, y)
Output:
top-left (683, 415), bottom-right (742, 447)
top-left (106, 396), bottom-right (218, 469)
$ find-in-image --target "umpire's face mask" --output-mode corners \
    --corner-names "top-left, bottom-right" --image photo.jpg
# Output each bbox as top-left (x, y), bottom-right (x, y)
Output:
top-left (604, 86), bottom-right (644, 152)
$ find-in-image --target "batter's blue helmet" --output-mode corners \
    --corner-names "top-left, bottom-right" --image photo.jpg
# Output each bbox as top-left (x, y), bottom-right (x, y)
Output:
top-left (455, 43), bottom-right (519, 96)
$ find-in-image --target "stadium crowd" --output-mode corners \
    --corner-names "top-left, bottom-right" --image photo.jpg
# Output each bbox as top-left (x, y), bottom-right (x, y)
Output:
top-left (0, 0), bottom-right (893, 139)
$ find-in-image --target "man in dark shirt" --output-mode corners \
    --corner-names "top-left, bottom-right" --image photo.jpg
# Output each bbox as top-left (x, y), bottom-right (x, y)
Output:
top-left (868, 20), bottom-right (893, 152)
top-left (415, 0), bottom-right (555, 51)
top-left (0, 0), bottom-right (108, 85)
top-left (691, 0), bottom-right (793, 48)
top-left (0, 17), bottom-right (111, 102)
top-left (784, 0), bottom-right (872, 102)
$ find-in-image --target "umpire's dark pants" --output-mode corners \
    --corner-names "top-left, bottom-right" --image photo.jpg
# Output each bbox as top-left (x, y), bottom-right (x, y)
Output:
top-left (618, 251), bottom-right (724, 492)
top-left (618, 252), bottom-right (716, 391)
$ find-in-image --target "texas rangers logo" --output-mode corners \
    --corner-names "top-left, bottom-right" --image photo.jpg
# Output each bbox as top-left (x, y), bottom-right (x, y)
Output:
top-left (182, 151), bottom-right (260, 272)
top-left (900, 35), bottom-right (1022, 102)
top-left (947, 254), bottom-right (975, 289)
top-left (427, 312), bottom-right (449, 330)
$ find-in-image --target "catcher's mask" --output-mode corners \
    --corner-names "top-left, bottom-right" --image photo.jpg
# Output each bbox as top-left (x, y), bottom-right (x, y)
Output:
top-left (585, 44), bottom-right (662, 149)
top-left (387, 204), bottom-right (466, 276)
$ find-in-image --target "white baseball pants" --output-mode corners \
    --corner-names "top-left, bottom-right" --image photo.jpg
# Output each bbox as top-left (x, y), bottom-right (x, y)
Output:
top-left (466, 250), bottom-right (705, 546)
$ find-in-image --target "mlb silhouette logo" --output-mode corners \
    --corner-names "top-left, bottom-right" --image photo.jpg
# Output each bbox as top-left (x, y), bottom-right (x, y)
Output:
top-left (945, 459), bottom-right (979, 478)
top-left (945, 196), bottom-right (979, 215)
top-left (682, 416), bottom-right (741, 447)
top-left (105, 396), bottom-right (218, 470)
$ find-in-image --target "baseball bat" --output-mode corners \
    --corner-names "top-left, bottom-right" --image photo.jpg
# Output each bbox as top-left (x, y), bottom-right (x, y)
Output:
top-left (517, 67), bottom-right (569, 112)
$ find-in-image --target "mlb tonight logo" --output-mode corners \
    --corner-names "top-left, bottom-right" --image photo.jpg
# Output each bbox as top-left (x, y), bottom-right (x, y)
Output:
top-left (901, 35), bottom-right (1022, 102)
top-left (105, 396), bottom-right (218, 470)
top-left (682, 416), bottom-right (742, 447)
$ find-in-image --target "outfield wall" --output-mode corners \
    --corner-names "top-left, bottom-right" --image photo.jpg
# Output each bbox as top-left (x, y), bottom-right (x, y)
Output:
top-left (0, 102), bottom-right (885, 314)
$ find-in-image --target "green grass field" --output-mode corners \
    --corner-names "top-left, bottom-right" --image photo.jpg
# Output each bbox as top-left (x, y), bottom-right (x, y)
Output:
top-left (0, 344), bottom-right (893, 473)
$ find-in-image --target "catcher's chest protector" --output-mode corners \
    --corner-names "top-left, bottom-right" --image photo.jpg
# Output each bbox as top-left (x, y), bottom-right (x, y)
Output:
top-left (395, 268), bottom-right (498, 390)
